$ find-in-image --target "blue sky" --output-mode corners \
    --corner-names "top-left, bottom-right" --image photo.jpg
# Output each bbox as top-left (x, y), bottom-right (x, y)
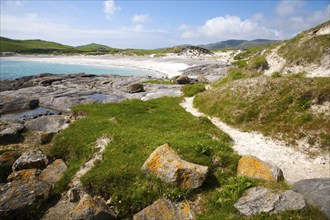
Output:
top-left (1, 0), bottom-right (329, 48)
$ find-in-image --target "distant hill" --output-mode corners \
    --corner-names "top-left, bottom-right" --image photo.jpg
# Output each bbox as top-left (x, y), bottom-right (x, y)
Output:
top-left (75, 43), bottom-right (118, 52)
top-left (199, 39), bottom-right (280, 50)
top-left (0, 37), bottom-right (74, 53)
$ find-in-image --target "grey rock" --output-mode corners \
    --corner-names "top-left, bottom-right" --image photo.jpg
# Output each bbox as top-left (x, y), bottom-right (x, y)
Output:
top-left (0, 179), bottom-right (51, 219)
top-left (12, 149), bottom-right (49, 171)
top-left (7, 169), bottom-right (40, 182)
top-left (71, 196), bottom-right (116, 220)
top-left (133, 198), bottom-right (195, 220)
top-left (234, 186), bottom-right (306, 216)
top-left (39, 159), bottom-right (67, 187)
top-left (0, 123), bottom-right (25, 145)
top-left (0, 96), bottom-right (39, 114)
top-left (292, 178), bottom-right (330, 218)
top-left (25, 115), bottom-right (68, 132)
top-left (142, 144), bottom-right (208, 189)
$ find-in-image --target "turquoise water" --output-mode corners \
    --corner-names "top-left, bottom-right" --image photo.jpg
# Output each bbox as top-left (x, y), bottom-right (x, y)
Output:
top-left (0, 59), bottom-right (161, 80)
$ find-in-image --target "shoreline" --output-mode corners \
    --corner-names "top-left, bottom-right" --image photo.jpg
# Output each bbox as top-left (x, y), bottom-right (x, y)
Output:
top-left (1, 54), bottom-right (195, 79)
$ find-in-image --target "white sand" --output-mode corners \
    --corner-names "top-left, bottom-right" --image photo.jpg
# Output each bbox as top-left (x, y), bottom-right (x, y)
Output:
top-left (181, 97), bottom-right (330, 184)
top-left (4, 55), bottom-right (191, 78)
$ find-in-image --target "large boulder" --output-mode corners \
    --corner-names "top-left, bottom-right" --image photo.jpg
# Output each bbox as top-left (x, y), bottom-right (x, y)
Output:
top-left (127, 83), bottom-right (144, 93)
top-left (234, 186), bottom-right (306, 216)
top-left (237, 155), bottom-right (283, 182)
top-left (39, 159), bottom-right (67, 187)
top-left (0, 123), bottom-right (25, 145)
top-left (133, 198), bottom-right (195, 220)
top-left (0, 179), bottom-right (51, 219)
top-left (142, 144), bottom-right (208, 189)
top-left (71, 196), bottom-right (116, 220)
top-left (174, 75), bottom-right (192, 84)
top-left (292, 178), bottom-right (330, 218)
top-left (24, 115), bottom-right (68, 133)
top-left (12, 149), bottom-right (49, 171)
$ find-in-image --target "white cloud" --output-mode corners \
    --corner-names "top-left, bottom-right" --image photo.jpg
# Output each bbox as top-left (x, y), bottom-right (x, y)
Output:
top-left (177, 24), bottom-right (191, 31)
top-left (180, 15), bottom-right (282, 40)
top-left (275, 1), bottom-right (305, 17)
top-left (251, 13), bottom-right (264, 22)
top-left (103, 0), bottom-right (120, 20)
top-left (132, 14), bottom-right (151, 23)
top-left (0, 13), bottom-right (168, 48)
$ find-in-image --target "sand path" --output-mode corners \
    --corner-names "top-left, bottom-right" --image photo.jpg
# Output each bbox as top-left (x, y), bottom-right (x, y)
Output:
top-left (180, 97), bottom-right (330, 184)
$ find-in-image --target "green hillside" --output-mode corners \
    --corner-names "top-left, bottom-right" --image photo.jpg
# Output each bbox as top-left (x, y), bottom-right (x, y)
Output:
top-left (75, 43), bottom-right (119, 52)
top-left (0, 37), bottom-right (75, 53)
top-left (200, 39), bottom-right (280, 50)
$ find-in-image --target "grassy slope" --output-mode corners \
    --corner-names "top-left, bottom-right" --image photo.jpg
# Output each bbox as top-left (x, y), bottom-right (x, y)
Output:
top-left (278, 22), bottom-right (330, 65)
top-left (48, 97), bottom-right (326, 219)
top-left (0, 37), bottom-right (74, 53)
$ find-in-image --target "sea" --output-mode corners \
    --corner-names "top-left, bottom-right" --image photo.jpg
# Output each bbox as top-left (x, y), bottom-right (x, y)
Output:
top-left (0, 59), bottom-right (162, 80)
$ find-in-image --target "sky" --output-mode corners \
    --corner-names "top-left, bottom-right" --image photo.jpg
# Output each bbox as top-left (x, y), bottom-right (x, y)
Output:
top-left (0, 0), bottom-right (329, 49)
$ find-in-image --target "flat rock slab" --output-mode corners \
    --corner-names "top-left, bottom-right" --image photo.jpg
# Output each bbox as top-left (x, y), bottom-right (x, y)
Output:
top-left (12, 149), bottom-right (49, 171)
top-left (292, 178), bottom-right (330, 218)
top-left (39, 159), bottom-right (67, 187)
top-left (25, 115), bottom-right (68, 133)
top-left (142, 144), bottom-right (208, 189)
top-left (0, 123), bottom-right (25, 145)
top-left (0, 179), bottom-right (51, 219)
top-left (71, 196), bottom-right (115, 220)
top-left (237, 155), bottom-right (284, 182)
top-left (234, 186), bottom-right (306, 216)
top-left (133, 198), bottom-right (195, 220)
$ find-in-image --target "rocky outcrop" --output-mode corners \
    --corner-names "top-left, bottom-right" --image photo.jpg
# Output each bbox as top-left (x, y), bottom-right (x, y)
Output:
top-left (234, 186), bottom-right (306, 215)
top-left (133, 198), bottom-right (195, 220)
top-left (142, 144), bottom-right (208, 189)
top-left (0, 151), bottom-right (21, 169)
top-left (0, 96), bottom-right (39, 114)
top-left (39, 159), bottom-right (67, 187)
top-left (173, 75), bottom-right (192, 84)
top-left (12, 149), bottom-right (49, 171)
top-left (0, 179), bottom-right (52, 219)
top-left (237, 156), bottom-right (283, 182)
top-left (292, 178), bottom-right (330, 218)
top-left (25, 115), bottom-right (68, 133)
top-left (71, 196), bottom-right (116, 220)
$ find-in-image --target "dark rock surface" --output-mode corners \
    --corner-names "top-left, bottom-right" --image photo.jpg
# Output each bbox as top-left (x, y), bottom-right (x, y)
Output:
top-left (0, 179), bottom-right (52, 219)
top-left (0, 122), bottom-right (25, 145)
top-left (12, 149), bottom-right (49, 171)
top-left (292, 178), bottom-right (330, 218)
top-left (127, 83), bottom-right (144, 93)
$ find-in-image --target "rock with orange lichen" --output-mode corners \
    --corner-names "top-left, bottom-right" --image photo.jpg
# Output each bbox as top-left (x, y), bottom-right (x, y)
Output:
top-left (0, 151), bottom-right (21, 180)
top-left (142, 144), bottom-right (208, 189)
top-left (71, 195), bottom-right (116, 220)
top-left (133, 198), bottom-right (195, 220)
top-left (0, 179), bottom-right (51, 219)
top-left (39, 159), bottom-right (67, 187)
top-left (7, 168), bottom-right (40, 182)
top-left (237, 155), bottom-right (283, 182)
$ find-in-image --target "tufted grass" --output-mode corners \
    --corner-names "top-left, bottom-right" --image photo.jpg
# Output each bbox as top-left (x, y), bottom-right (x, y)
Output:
top-left (47, 96), bottom-right (328, 218)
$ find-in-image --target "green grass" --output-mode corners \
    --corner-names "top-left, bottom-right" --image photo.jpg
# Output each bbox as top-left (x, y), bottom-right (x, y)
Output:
top-left (181, 84), bottom-right (206, 97)
top-left (278, 31), bottom-right (329, 65)
top-left (49, 97), bottom-right (238, 217)
top-left (48, 97), bottom-right (327, 219)
top-left (195, 76), bottom-right (330, 155)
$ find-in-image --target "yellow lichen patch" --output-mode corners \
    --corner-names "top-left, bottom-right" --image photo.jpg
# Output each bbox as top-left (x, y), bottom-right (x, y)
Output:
top-left (237, 156), bottom-right (280, 182)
